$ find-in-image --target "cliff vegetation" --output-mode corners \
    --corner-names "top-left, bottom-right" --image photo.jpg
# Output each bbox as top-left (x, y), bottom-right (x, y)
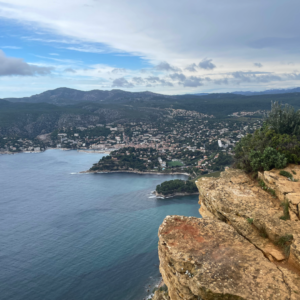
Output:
top-left (234, 101), bottom-right (300, 172)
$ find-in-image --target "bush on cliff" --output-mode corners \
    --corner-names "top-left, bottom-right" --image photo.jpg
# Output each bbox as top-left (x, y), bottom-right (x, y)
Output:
top-left (234, 102), bottom-right (300, 172)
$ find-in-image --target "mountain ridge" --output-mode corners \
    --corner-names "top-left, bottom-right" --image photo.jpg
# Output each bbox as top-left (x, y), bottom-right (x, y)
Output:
top-left (2, 87), bottom-right (172, 105)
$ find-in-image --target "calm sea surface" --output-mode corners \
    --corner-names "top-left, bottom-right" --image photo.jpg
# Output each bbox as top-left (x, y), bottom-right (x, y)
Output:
top-left (0, 150), bottom-right (200, 300)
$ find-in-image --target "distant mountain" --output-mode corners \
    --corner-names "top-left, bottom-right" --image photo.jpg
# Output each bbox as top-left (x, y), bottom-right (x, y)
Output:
top-left (4, 87), bottom-right (300, 105)
top-left (232, 87), bottom-right (300, 96)
top-left (2, 89), bottom-right (300, 138)
top-left (192, 93), bottom-right (209, 96)
top-left (2, 87), bottom-right (171, 105)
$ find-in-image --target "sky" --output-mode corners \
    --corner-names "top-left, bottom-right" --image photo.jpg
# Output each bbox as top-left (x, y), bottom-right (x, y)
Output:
top-left (0, 0), bottom-right (300, 97)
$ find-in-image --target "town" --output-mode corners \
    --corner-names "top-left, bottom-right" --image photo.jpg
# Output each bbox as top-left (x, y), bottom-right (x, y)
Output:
top-left (0, 109), bottom-right (263, 175)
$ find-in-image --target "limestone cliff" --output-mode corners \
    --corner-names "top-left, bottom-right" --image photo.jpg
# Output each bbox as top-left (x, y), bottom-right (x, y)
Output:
top-left (157, 166), bottom-right (300, 300)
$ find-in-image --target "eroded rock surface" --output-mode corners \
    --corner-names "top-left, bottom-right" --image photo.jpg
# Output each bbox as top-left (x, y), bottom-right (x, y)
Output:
top-left (157, 167), bottom-right (300, 300)
top-left (158, 216), bottom-right (295, 300)
top-left (196, 168), bottom-right (300, 265)
top-left (152, 289), bottom-right (170, 300)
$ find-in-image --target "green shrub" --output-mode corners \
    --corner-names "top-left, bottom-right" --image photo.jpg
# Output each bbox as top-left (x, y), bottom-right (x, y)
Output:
top-left (276, 234), bottom-right (293, 257)
top-left (249, 147), bottom-right (287, 172)
top-left (159, 285), bottom-right (168, 292)
top-left (258, 179), bottom-right (276, 197)
top-left (280, 201), bottom-right (290, 221)
top-left (279, 170), bottom-right (293, 179)
top-left (234, 102), bottom-right (300, 173)
top-left (279, 170), bottom-right (298, 182)
top-left (266, 102), bottom-right (300, 135)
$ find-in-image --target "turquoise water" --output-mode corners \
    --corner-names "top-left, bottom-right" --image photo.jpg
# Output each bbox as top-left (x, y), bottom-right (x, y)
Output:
top-left (0, 150), bottom-right (200, 300)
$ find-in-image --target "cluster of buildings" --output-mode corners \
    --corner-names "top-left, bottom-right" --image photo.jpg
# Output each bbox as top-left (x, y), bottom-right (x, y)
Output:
top-left (0, 137), bottom-right (45, 154)
top-left (228, 110), bottom-right (266, 117)
top-left (0, 109), bottom-right (262, 173)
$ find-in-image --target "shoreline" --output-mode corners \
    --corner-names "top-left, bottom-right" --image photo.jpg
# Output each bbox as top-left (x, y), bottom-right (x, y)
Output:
top-left (81, 170), bottom-right (190, 176)
top-left (0, 150), bottom-right (44, 155)
top-left (0, 148), bottom-right (111, 156)
top-left (77, 149), bottom-right (111, 154)
top-left (153, 190), bottom-right (199, 199)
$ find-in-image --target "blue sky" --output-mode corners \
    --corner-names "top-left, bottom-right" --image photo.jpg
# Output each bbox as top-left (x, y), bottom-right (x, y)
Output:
top-left (0, 0), bottom-right (300, 97)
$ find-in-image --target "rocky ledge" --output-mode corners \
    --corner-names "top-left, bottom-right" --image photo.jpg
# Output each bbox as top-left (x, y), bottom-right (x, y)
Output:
top-left (157, 166), bottom-right (300, 300)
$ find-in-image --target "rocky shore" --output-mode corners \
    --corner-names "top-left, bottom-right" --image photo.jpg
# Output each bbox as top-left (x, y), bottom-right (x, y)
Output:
top-left (153, 191), bottom-right (199, 198)
top-left (157, 166), bottom-right (300, 300)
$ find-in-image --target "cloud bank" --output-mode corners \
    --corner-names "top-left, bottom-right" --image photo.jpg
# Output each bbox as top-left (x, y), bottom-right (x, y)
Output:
top-left (0, 0), bottom-right (300, 96)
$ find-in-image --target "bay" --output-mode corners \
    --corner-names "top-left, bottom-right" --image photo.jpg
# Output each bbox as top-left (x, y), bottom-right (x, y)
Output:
top-left (0, 150), bottom-right (200, 300)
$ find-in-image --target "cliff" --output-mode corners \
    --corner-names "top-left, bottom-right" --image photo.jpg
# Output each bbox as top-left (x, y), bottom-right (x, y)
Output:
top-left (157, 166), bottom-right (300, 300)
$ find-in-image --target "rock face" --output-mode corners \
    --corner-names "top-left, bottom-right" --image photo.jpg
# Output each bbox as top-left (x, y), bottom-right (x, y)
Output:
top-left (158, 167), bottom-right (300, 300)
top-left (152, 289), bottom-right (170, 300)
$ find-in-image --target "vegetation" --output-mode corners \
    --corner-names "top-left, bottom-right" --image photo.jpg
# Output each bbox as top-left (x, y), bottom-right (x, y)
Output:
top-left (258, 179), bottom-right (276, 197)
top-left (2, 90), bottom-right (300, 138)
top-left (150, 284), bottom-right (168, 300)
top-left (280, 201), bottom-right (290, 221)
top-left (276, 234), bottom-right (293, 257)
top-left (167, 161), bottom-right (184, 167)
top-left (279, 170), bottom-right (293, 179)
top-left (156, 179), bottom-right (198, 196)
top-left (259, 226), bottom-right (268, 238)
top-left (211, 152), bottom-right (234, 171)
top-left (90, 147), bottom-right (158, 172)
top-left (279, 170), bottom-right (298, 182)
top-left (266, 101), bottom-right (300, 135)
top-left (234, 102), bottom-right (300, 173)
top-left (247, 218), bottom-right (254, 224)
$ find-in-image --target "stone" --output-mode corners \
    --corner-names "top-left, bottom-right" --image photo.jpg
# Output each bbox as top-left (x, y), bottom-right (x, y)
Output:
top-left (196, 168), bottom-right (300, 256)
top-left (158, 167), bottom-right (300, 300)
top-left (158, 216), bottom-right (291, 300)
top-left (152, 289), bottom-right (170, 300)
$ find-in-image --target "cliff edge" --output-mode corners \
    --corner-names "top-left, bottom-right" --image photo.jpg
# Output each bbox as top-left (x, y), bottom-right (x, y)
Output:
top-left (157, 166), bottom-right (300, 300)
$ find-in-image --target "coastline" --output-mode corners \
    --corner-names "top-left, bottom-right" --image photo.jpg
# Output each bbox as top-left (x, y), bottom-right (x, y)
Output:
top-left (0, 150), bottom-right (44, 155)
top-left (81, 170), bottom-right (190, 176)
top-left (0, 148), bottom-right (111, 156)
top-left (77, 149), bottom-right (111, 154)
top-left (153, 190), bottom-right (199, 198)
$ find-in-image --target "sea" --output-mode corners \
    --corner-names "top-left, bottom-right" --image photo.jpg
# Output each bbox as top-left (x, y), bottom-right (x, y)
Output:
top-left (0, 150), bottom-right (200, 300)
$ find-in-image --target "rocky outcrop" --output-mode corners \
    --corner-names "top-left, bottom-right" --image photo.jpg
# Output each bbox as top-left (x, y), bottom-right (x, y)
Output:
top-left (152, 289), bottom-right (170, 300)
top-left (258, 165), bottom-right (300, 221)
top-left (157, 166), bottom-right (300, 300)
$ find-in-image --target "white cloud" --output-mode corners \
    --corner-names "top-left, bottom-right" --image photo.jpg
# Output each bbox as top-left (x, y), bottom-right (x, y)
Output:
top-left (1, 46), bottom-right (22, 49)
top-left (0, 0), bottom-right (300, 95)
top-left (1, 0), bottom-right (299, 64)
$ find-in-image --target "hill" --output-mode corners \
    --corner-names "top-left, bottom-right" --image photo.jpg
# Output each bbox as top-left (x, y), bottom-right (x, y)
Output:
top-left (2, 88), bottom-right (300, 138)
top-left (233, 87), bottom-right (300, 96)
top-left (2, 87), bottom-right (171, 105)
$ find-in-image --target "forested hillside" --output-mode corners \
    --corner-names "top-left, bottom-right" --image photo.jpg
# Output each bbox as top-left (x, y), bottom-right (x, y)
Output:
top-left (1, 88), bottom-right (300, 138)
